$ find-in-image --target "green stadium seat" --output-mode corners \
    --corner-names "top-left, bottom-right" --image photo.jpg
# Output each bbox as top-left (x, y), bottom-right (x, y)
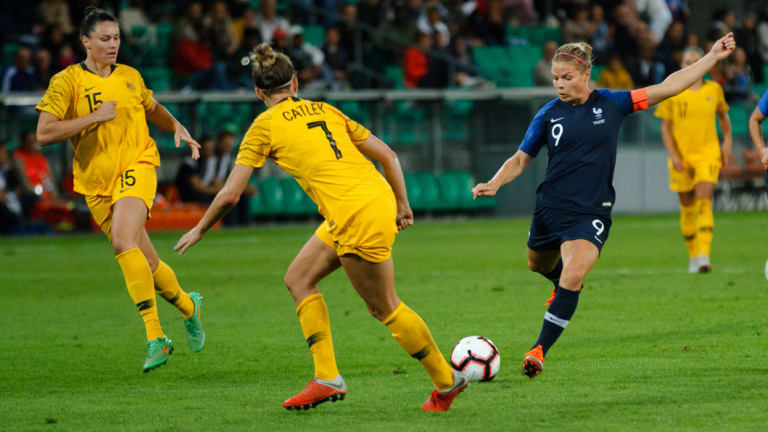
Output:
top-left (2, 43), bottom-right (19, 68)
top-left (143, 67), bottom-right (172, 92)
top-left (259, 177), bottom-right (285, 215)
top-left (416, 172), bottom-right (442, 211)
top-left (303, 25), bottom-right (325, 47)
top-left (249, 178), bottom-right (266, 216)
top-left (437, 172), bottom-right (462, 211)
top-left (727, 105), bottom-right (748, 136)
top-left (281, 177), bottom-right (311, 216)
top-left (385, 66), bottom-right (404, 89)
top-left (403, 173), bottom-right (423, 211)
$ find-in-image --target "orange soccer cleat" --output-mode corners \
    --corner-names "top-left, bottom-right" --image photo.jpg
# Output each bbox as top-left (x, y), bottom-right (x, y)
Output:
top-left (282, 376), bottom-right (347, 411)
top-left (421, 371), bottom-right (469, 412)
top-left (522, 345), bottom-right (545, 380)
top-left (545, 287), bottom-right (557, 307)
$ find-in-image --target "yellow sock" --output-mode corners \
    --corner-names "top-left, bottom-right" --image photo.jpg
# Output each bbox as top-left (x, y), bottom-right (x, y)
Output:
top-left (297, 293), bottom-right (339, 381)
top-left (383, 302), bottom-right (454, 391)
top-left (680, 204), bottom-right (699, 258)
top-left (697, 198), bottom-right (714, 257)
top-left (153, 260), bottom-right (195, 319)
top-left (116, 248), bottom-right (164, 340)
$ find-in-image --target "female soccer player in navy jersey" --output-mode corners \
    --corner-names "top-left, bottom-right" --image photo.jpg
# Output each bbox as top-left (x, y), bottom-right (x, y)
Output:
top-left (472, 33), bottom-right (736, 379)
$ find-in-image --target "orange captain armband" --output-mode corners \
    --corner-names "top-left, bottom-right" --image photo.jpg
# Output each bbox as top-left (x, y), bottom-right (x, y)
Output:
top-left (630, 88), bottom-right (649, 112)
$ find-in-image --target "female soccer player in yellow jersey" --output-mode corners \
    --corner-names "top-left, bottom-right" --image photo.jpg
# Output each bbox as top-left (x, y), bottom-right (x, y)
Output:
top-left (174, 43), bottom-right (469, 411)
top-left (654, 47), bottom-right (733, 273)
top-left (35, 7), bottom-right (206, 372)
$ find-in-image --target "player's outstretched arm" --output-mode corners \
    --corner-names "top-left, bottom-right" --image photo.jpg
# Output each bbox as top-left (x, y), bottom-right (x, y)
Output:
top-left (472, 149), bottom-right (532, 199)
top-left (357, 133), bottom-right (413, 230)
top-left (748, 107), bottom-right (768, 168)
top-left (645, 33), bottom-right (735, 107)
top-left (146, 99), bottom-right (201, 159)
top-left (36, 102), bottom-right (116, 145)
top-left (174, 164), bottom-right (254, 255)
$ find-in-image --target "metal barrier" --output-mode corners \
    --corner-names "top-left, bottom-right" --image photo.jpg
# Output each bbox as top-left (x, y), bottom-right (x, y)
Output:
top-left (2, 88), bottom-right (764, 215)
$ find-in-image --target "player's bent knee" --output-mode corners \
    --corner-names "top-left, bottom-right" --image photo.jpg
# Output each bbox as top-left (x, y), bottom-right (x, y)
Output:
top-left (528, 259), bottom-right (550, 274)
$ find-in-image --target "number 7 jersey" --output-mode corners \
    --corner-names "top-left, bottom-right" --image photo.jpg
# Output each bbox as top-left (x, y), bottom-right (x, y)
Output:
top-left (35, 63), bottom-right (160, 197)
top-left (236, 97), bottom-right (391, 225)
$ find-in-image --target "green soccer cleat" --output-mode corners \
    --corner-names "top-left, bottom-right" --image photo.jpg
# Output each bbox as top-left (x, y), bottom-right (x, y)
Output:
top-left (184, 292), bottom-right (206, 352)
top-left (143, 336), bottom-right (173, 373)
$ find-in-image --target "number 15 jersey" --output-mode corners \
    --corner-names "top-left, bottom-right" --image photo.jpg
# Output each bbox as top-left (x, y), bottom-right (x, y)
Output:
top-left (236, 97), bottom-right (391, 226)
top-left (35, 63), bottom-right (160, 197)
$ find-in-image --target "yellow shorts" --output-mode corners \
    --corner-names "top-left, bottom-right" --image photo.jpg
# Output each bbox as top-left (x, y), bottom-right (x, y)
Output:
top-left (85, 162), bottom-right (157, 239)
top-left (668, 160), bottom-right (720, 192)
top-left (315, 191), bottom-right (398, 263)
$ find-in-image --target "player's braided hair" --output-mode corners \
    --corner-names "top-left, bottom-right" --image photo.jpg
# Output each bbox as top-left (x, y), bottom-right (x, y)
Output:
top-left (553, 42), bottom-right (593, 72)
top-left (80, 6), bottom-right (117, 38)
top-left (249, 43), bottom-right (295, 95)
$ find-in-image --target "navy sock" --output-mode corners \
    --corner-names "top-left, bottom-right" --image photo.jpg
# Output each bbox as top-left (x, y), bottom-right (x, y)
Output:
top-left (532, 285), bottom-right (580, 356)
top-left (542, 259), bottom-right (563, 289)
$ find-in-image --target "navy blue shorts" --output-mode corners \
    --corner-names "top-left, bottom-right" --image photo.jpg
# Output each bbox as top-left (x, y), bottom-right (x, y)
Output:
top-left (527, 206), bottom-right (612, 253)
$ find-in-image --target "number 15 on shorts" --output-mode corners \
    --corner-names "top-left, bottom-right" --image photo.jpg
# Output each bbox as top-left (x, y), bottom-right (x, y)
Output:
top-left (119, 169), bottom-right (136, 192)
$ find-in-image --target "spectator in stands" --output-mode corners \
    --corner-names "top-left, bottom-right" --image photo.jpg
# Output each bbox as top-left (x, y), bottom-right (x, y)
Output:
top-left (337, 2), bottom-right (360, 62)
top-left (737, 13), bottom-right (763, 83)
top-left (0, 140), bottom-right (24, 235)
top-left (214, 130), bottom-right (253, 226)
top-left (666, 0), bottom-right (691, 22)
top-left (33, 48), bottom-right (54, 91)
top-left (254, 0), bottom-right (290, 43)
top-left (120, 0), bottom-right (155, 46)
top-left (41, 24), bottom-right (67, 66)
top-left (758, 4), bottom-right (768, 70)
top-left (12, 131), bottom-right (58, 203)
top-left (172, 1), bottom-right (213, 88)
top-left (288, 25), bottom-right (325, 90)
top-left (625, 33), bottom-right (665, 87)
top-left (597, 53), bottom-right (634, 90)
top-left (708, 9), bottom-right (735, 42)
top-left (417, 6), bottom-right (450, 48)
top-left (657, 20), bottom-right (686, 76)
top-left (469, 0), bottom-right (507, 46)
top-left (724, 47), bottom-right (751, 102)
top-left (449, 35), bottom-right (483, 88)
top-left (204, 0), bottom-right (238, 90)
top-left (56, 45), bottom-right (75, 70)
top-left (232, 7), bottom-right (256, 43)
top-left (590, 4), bottom-right (613, 64)
top-left (229, 27), bottom-right (262, 88)
top-left (322, 26), bottom-right (350, 90)
top-left (358, 0), bottom-right (386, 30)
top-left (635, 0), bottom-right (672, 44)
top-left (272, 28), bottom-right (290, 55)
top-left (175, 136), bottom-right (222, 204)
top-left (38, 0), bottom-right (74, 35)
top-left (418, 31), bottom-right (450, 88)
top-left (373, 5), bottom-right (417, 66)
top-left (1, 46), bottom-right (36, 93)
top-left (533, 41), bottom-right (557, 86)
top-left (404, 32), bottom-right (430, 88)
top-left (562, 5), bottom-right (594, 44)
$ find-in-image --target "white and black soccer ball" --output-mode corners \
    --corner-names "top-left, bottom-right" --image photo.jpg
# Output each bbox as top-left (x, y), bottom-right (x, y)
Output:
top-left (450, 336), bottom-right (500, 382)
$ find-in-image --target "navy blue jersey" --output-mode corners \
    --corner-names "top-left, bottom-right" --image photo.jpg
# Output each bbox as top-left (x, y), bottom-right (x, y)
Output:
top-left (519, 88), bottom-right (648, 216)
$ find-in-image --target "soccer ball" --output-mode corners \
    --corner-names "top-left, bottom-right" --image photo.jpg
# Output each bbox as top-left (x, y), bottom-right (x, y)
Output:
top-left (450, 336), bottom-right (500, 382)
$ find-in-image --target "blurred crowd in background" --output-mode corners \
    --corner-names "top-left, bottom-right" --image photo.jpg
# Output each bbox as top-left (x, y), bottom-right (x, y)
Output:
top-left (1, 0), bottom-right (767, 95)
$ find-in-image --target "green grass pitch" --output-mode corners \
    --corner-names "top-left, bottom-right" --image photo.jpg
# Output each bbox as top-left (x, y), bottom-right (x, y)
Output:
top-left (2, 213), bottom-right (767, 431)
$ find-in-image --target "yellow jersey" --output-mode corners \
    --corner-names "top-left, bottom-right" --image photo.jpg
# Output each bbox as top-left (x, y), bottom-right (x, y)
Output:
top-left (654, 80), bottom-right (728, 165)
top-left (36, 62), bottom-right (160, 196)
top-left (236, 97), bottom-right (391, 226)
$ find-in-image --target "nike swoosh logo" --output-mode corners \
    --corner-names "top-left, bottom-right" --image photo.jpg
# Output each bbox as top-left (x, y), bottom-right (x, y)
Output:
top-left (85, 87), bottom-right (95, 92)
top-left (550, 117), bottom-right (564, 123)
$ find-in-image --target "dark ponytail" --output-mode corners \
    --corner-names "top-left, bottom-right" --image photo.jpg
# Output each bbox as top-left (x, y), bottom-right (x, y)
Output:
top-left (80, 7), bottom-right (117, 38)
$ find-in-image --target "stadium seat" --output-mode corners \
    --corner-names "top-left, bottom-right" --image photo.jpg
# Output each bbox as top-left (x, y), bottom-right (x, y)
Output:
top-left (437, 171), bottom-right (462, 210)
top-left (258, 177), bottom-right (285, 215)
top-left (248, 178), bottom-right (266, 217)
top-left (416, 172), bottom-right (443, 211)
top-left (2, 43), bottom-right (19, 68)
top-left (507, 26), bottom-right (562, 46)
top-left (143, 67), bottom-right (172, 92)
top-left (385, 65), bottom-right (405, 89)
top-left (303, 25), bottom-right (324, 46)
top-left (726, 105), bottom-right (748, 136)
top-left (281, 177), bottom-right (312, 216)
top-left (404, 173), bottom-right (423, 211)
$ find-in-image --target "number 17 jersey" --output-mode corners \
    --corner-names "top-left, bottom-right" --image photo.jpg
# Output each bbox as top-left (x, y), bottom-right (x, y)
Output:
top-left (236, 97), bottom-right (391, 226)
